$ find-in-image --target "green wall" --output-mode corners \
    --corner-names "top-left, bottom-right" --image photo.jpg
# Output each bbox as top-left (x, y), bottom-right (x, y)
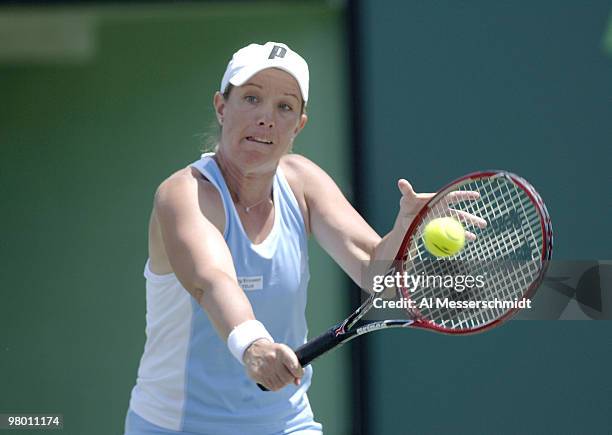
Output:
top-left (358, 1), bottom-right (612, 433)
top-left (0, 3), bottom-right (351, 434)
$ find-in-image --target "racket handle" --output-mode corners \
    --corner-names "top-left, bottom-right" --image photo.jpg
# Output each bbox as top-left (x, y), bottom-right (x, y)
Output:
top-left (295, 327), bottom-right (342, 367)
top-left (257, 327), bottom-right (342, 391)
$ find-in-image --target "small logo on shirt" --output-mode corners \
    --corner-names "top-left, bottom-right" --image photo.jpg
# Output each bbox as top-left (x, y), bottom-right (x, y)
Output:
top-left (238, 276), bottom-right (264, 291)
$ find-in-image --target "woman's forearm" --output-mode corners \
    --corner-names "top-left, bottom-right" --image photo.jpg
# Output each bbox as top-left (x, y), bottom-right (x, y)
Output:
top-left (364, 214), bottom-right (415, 294)
top-left (194, 270), bottom-right (257, 340)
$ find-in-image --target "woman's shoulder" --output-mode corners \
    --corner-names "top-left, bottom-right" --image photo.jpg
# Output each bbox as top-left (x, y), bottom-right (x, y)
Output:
top-left (279, 153), bottom-right (321, 180)
top-left (279, 153), bottom-right (351, 223)
top-left (279, 154), bottom-right (336, 234)
top-left (154, 165), bottom-right (225, 232)
top-left (279, 154), bottom-right (318, 234)
top-left (279, 153), bottom-right (339, 192)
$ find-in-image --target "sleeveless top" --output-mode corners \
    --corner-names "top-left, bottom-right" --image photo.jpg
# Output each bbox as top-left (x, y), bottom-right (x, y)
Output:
top-left (128, 153), bottom-right (319, 434)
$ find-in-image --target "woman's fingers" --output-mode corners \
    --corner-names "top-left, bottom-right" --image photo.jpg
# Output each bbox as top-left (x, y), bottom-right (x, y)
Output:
top-left (439, 190), bottom-right (480, 206)
top-left (244, 342), bottom-right (303, 391)
top-left (437, 192), bottom-right (486, 239)
top-left (451, 209), bottom-right (487, 229)
top-left (279, 344), bottom-right (304, 382)
top-left (465, 231), bottom-right (477, 242)
top-left (398, 179), bottom-right (435, 216)
top-left (397, 179), bottom-right (415, 197)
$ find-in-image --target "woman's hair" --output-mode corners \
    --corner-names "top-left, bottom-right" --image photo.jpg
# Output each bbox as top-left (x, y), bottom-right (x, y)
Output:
top-left (199, 119), bottom-right (222, 153)
top-left (199, 87), bottom-right (233, 153)
top-left (199, 82), bottom-right (306, 153)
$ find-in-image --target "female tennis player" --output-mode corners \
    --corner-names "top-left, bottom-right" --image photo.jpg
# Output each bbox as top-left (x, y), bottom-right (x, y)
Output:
top-left (124, 41), bottom-right (477, 435)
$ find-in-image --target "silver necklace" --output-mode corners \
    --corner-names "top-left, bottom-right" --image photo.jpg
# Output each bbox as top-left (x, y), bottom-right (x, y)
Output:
top-left (238, 195), bottom-right (272, 213)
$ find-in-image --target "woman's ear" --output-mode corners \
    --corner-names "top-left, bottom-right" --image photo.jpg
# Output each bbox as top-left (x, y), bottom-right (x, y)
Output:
top-left (294, 113), bottom-right (308, 137)
top-left (213, 91), bottom-right (225, 125)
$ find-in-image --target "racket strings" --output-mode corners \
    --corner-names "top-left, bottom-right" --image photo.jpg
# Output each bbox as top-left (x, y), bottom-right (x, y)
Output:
top-left (403, 175), bottom-right (544, 331)
top-left (454, 177), bottom-right (540, 324)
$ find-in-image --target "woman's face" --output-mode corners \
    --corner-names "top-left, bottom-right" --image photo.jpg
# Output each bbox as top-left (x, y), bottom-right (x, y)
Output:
top-left (214, 68), bottom-right (307, 172)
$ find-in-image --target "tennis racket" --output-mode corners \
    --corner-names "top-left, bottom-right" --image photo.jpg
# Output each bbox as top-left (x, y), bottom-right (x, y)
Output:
top-left (258, 170), bottom-right (552, 390)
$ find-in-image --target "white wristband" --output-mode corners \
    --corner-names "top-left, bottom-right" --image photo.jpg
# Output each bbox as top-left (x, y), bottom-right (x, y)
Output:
top-left (227, 320), bottom-right (274, 365)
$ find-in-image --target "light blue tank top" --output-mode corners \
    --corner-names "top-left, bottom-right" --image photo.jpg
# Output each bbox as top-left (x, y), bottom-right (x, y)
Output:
top-left (129, 153), bottom-right (319, 434)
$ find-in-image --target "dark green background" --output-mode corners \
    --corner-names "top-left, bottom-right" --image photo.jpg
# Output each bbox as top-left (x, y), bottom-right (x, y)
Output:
top-left (358, 1), bottom-right (612, 434)
top-left (1, 1), bottom-right (611, 434)
top-left (0, 3), bottom-right (350, 434)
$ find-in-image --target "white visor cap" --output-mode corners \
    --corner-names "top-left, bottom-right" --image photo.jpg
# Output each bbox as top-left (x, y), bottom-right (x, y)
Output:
top-left (220, 41), bottom-right (309, 104)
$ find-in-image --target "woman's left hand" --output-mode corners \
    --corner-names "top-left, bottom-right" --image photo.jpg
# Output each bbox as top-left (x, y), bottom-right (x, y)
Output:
top-left (396, 179), bottom-right (435, 231)
top-left (396, 179), bottom-right (486, 240)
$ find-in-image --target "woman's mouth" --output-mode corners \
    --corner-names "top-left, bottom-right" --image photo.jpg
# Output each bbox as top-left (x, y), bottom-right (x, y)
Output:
top-left (246, 136), bottom-right (273, 145)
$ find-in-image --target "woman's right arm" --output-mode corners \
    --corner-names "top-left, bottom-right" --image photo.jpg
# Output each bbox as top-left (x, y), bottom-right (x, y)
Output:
top-left (153, 171), bottom-right (303, 391)
top-left (154, 172), bottom-right (254, 337)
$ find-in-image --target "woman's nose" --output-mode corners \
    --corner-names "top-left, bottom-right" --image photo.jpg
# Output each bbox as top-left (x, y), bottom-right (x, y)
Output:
top-left (257, 109), bottom-right (274, 128)
top-left (258, 119), bottom-right (274, 128)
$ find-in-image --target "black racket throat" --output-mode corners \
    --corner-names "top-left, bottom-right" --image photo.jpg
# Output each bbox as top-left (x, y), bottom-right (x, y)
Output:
top-left (298, 293), bottom-right (414, 366)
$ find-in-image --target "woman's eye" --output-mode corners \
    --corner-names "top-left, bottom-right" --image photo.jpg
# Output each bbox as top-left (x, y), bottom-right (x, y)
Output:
top-left (245, 95), bottom-right (258, 103)
top-left (279, 103), bottom-right (293, 112)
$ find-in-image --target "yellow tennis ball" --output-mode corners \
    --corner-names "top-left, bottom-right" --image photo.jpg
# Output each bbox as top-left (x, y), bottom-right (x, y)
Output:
top-left (422, 217), bottom-right (466, 257)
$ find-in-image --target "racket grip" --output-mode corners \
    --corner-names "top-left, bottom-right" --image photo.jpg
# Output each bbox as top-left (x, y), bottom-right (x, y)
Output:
top-left (257, 327), bottom-right (342, 391)
top-left (295, 327), bottom-right (342, 367)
